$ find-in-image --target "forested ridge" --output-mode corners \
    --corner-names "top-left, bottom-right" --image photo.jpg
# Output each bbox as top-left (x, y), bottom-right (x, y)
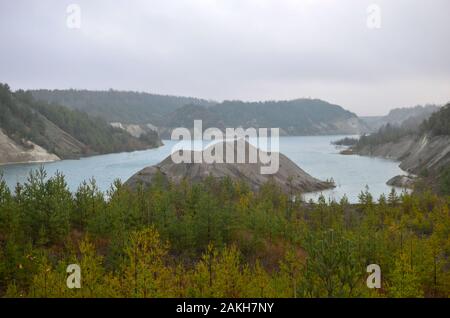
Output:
top-left (0, 169), bottom-right (449, 297)
top-left (30, 89), bottom-right (366, 136)
top-left (30, 89), bottom-right (216, 125)
top-left (422, 104), bottom-right (450, 136)
top-left (164, 99), bottom-right (363, 136)
top-left (0, 84), bottom-right (160, 159)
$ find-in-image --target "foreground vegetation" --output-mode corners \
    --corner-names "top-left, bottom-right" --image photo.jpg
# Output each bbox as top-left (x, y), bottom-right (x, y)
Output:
top-left (0, 169), bottom-right (449, 298)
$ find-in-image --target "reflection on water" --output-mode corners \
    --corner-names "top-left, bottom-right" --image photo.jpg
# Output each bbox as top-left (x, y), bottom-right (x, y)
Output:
top-left (0, 135), bottom-right (407, 203)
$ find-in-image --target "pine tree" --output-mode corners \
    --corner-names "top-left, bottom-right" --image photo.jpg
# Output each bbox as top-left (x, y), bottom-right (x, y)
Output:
top-left (122, 227), bottom-right (172, 297)
top-left (388, 252), bottom-right (423, 298)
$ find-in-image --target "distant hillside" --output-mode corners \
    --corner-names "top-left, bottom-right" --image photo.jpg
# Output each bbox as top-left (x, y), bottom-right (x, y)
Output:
top-left (159, 99), bottom-right (367, 137)
top-left (30, 89), bottom-right (216, 125)
top-left (361, 104), bottom-right (440, 132)
top-left (354, 103), bottom-right (450, 194)
top-left (0, 84), bottom-right (161, 164)
top-left (166, 99), bottom-right (361, 135)
top-left (30, 89), bottom-right (367, 136)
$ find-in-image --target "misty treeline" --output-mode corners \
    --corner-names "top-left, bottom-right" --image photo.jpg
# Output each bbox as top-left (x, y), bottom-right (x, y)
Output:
top-left (422, 104), bottom-right (450, 137)
top-left (357, 104), bottom-right (450, 148)
top-left (30, 89), bottom-right (215, 125)
top-left (30, 89), bottom-right (359, 135)
top-left (0, 168), bottom-right (449, 298)
top-left (0, 84), bottom-right (159, 158)
top-left (163, 99), bottom-right (357, 135)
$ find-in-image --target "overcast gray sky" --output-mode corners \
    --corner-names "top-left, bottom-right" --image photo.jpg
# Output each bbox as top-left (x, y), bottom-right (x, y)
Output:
top-left (1, 0), bottom-right (449, 116)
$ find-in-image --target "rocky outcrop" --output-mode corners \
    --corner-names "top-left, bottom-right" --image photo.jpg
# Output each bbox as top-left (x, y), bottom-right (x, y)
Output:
top-left (126, 140), bottom-right (334, 193)
top-left (386, 175), bottom-right (416, 188)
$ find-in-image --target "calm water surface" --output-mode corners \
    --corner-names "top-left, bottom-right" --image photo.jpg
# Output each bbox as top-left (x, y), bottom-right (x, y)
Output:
top-left (0, 135), bottom-right (406, 203)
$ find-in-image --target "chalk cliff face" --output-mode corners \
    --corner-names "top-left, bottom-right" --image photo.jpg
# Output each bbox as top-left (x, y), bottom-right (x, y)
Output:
top-left (0, 130), bottom-right (59, 165)
top-left (356, 134), bottom-right (450, 176)
top-left (126, 140), bottom-right (334, 193)
top-left (110, 122), bottom-right (158, 138)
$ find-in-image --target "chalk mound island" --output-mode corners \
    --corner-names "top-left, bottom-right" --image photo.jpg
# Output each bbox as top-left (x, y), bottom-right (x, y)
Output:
top-left (125, 140), bottom-right (334, 193)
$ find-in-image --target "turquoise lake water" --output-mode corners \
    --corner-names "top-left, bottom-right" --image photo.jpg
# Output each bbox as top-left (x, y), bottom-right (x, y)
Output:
top-left (0, 135), bottom-right (407, 203)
